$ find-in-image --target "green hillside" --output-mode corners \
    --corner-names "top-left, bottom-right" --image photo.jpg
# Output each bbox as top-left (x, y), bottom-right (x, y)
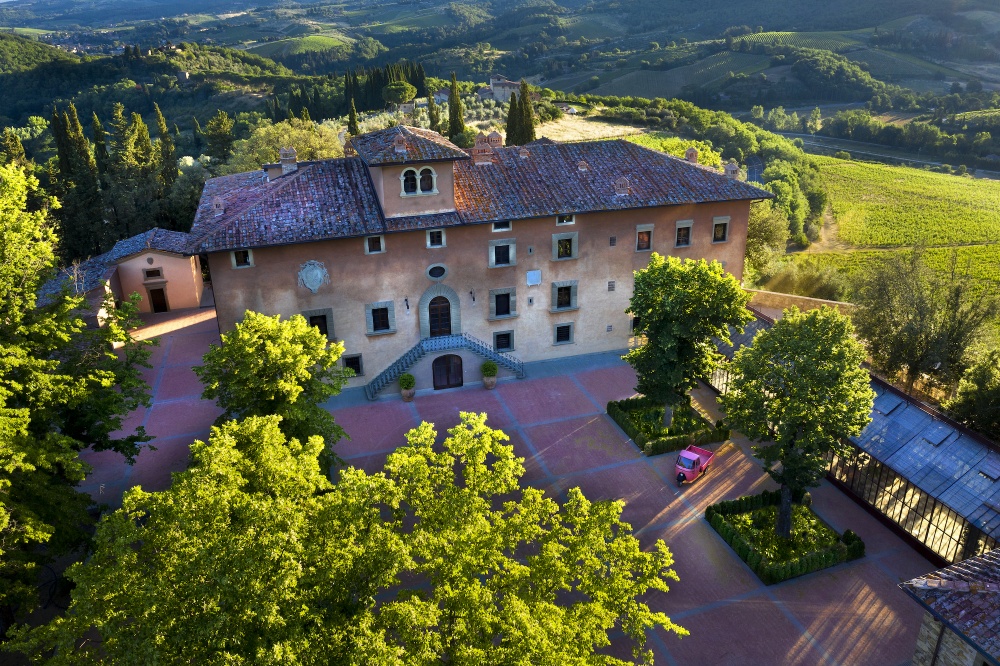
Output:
top-left (0, 32), bottom-right (76, 74)
top-left (249, 35), bottom-right (350, 59)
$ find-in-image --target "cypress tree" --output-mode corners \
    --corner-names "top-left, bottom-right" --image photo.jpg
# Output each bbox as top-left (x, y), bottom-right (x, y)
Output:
top-left (154, 103), bottom-right (177, 191)
top-left (192, 116), bottom-right (203, 151)
top-left (300, 107), bottom-right (311, 122)
top-left (92, 113), bottom-right (109, 182)
top-left (505, 93), bottom-right (521, 146)
top-left (51, 107), bottom-right (71, 176)
top-left (427, 95), bottom-right (440, 134)
top-left (519, 80), bottom-right (535, 143)
top-left (347, 98), bottom-right (360, 136)
top-left (448, 72), bottom-right (465, 139)
top-left (2, 127), bottom-right (27, 166)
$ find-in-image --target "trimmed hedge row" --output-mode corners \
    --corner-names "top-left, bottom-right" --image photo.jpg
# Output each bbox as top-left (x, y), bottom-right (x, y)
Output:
top-left (607, 398), bottom-right (730, 456)
top-left (706, 491), bottom-right (866, 585)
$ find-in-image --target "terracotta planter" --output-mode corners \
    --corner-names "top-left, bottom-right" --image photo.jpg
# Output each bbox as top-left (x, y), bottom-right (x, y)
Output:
top-left (482, 376), bottom-right (497, 390)
top-left (401, 388), bottom-right (416, 402)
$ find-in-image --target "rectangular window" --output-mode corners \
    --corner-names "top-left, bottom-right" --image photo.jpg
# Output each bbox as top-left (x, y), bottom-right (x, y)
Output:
top-left (554, 322), bottom-right (574, 345)
top-left (143, 268), bottom-right (162, 279)
top-left (675, 220), bottom-right (693, 247)
top-left (231, 249), bottom-right (253, 268)
top-left (632, 316), bottom-right (641, 332)
top-left (309, 315), bottom-right (329, 338)
top-left (609, 236), bottom-right (617, 247)
top-left (713, 217), bottom-right (730, 243)
top-left (365, 235), bottom-right (385, 254)
top-left (552, 232), bottom-right (578, 261)
top-left (489, 287), bottom-right (517, 320)
top-left (343, 354), bottom-right (364, 377)
top-left (550, 280), bottom-right (578, 312)
top-left (426, 229), bottom-right (445, 248)
top-left (608, 280), bottom-right (615, 292)
top-left (489, 239), bottom-right (516, 268)
top-left (636, 224), bottom-right (654, 252)
top-left (365, 301), bottom-right (396, 335)
top-left (556, 214), bottom-right (575, 226)
top-left (494, 331), bottom-right (514, 352)
top-left (493, 220), bottom-right (512, 232)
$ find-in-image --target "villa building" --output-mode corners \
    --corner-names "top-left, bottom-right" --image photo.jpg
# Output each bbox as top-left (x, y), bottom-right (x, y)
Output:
top-left (187, 126), bottom-right (769, 397)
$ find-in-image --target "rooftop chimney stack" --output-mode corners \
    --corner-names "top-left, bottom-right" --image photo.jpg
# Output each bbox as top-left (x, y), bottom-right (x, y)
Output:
top-left (578, 160), bottom-right (589, 172)
top-left (211, 196), bottom-right (225, 216)
top-left (471, 133), bottom-right (494, 166)
top-left (685, 146), bottom-right (699, 164)
top-left (279, 147), bottom-right (298, 175)
top-left (724, 161), bottom-right (742, 180)
top-left (518, 147), bottom-right (530, 159)
top-left (393, 134), bottom-right (408, 154)
top-left (487, 131), bottom-right (503, 148)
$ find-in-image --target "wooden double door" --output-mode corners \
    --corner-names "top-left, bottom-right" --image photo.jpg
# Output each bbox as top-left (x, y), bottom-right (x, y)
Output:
top-left (428, 296), bottom-right (451, 337)
top-left (432, 354), bottom-right (463, 390)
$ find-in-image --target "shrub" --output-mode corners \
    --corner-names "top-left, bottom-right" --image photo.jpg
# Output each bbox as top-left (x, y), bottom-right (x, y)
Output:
top-left (480, 361), bottom-right (498, 377)
top-left (399, 373), bottom-right (415, 390)
top-left (834, 150), bottom-right (851, 160)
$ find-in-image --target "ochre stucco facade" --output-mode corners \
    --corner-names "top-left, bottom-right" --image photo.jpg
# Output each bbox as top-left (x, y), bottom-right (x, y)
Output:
top-left (116, 252), bottom-right (204, 313)
top-left (208, 199), bottom-right (751, 391)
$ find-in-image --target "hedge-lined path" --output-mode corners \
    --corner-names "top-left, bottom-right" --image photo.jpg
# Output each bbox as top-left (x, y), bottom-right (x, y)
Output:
top-left (81, 309), bottom-right (934, 665)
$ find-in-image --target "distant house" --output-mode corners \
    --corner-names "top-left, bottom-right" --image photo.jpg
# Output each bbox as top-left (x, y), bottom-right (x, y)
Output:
top-left (432, 88), bottom-right (450, 104)
top-left (488, 75), bottom-right (520, 103)
top-left (900, 550), bottom-right (1000, 666)
top-left (556, 103), bottom-right (578, 115)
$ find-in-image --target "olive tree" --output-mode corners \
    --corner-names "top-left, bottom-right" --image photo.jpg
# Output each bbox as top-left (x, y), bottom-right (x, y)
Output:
top-left (625, 253), bottom-right (752, 425)
top-left (720, 306), bottom-right (875, 537)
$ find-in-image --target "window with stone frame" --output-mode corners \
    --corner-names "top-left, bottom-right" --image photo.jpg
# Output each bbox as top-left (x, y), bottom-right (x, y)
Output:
top-left (365, 301), bottom-right (396, 335)
top-left (493, 331), bottom-right (514, 352)
top-left (554, 322), bottom-right (574, 345)
top-left (636, 224), bottom-right (654, 252)
top-left (365, 235), bottom-right (385, 254)
top-left (402, 170), bottom-right (418, 194)
top-left (675, 220), bottom-right (693, 247)
top-left (343, 354), bottom-right (364, 377)
top-left (427, 229), bottom-right (445, 248)
top-left (489, 239), bottom-right (516, 267)
top-left (489, 288), bottom-right (517, 319)
top-left (713, 217), bottom-right (730, 243)
top-left (231, 249), bottom-right (253, 268)
top-left (550, 280), bottom-right (578, 312)
top-left (302, 308), bottom-right (334, 340)
top-left (552, 232), bottom-right (578, 261)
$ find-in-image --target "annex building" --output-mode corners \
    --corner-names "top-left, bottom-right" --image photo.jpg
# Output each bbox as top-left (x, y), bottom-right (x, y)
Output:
top-left (186, 126), bottom-right (769, 398)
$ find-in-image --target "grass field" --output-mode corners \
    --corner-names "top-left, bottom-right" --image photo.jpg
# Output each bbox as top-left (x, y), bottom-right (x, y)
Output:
top-left (817, 156), bottom-right (1000, 246)
top-left (535, 115), bottom-right (647, 142)
top-left (736, 30), bottom-right (869, 51)
top-left (249, 34), bottom-right (349, 58)
top-left (591, 52), bottom-right (770, 98)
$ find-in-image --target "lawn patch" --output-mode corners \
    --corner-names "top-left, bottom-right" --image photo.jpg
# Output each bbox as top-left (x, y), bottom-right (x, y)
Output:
top-left (607, 396), bottom-right (729, 456)
top-left (706, 490), bottom-right (865, 584)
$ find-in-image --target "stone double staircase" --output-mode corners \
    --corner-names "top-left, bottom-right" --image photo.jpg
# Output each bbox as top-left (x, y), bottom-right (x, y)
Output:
top-left (364, 333), bottom-right (525, 401)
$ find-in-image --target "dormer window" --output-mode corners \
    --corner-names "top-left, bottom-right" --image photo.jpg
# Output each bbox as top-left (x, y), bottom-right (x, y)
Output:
top-left (400, 167), bottom-right (438, 196)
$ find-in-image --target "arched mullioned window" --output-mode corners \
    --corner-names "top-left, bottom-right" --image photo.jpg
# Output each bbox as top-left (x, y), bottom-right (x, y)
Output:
top-left (400, 167), bottom-right (438, 196)
top-left (402, 169), bottom-right (418, 194)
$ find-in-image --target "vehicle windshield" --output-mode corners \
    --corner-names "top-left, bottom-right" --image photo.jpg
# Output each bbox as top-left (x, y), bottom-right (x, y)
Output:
top-left (677, 455), bottom-right (697, 470)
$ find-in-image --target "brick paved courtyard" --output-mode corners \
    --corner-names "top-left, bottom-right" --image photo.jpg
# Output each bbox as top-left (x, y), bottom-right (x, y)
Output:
top-left (84, 310), bottom-right (934, 666)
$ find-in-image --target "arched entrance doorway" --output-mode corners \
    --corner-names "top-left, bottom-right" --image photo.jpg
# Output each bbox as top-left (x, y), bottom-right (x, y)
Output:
top-left (432, 354), bottom-right (463, 390)
top-left (428, 296), bottom-right (452, 337)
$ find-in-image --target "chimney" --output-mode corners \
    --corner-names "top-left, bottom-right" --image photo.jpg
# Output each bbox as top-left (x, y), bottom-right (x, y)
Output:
top-left (685, 146), bottom-right (699, 163)
top-left (614, 176), bottom-right (630, 196)
top-left (211, 196), bottom-right (225, 216)
top-left (578, 160), bottom-right (589, 172)
top-left (724, 161), bottom-right (742, 180)
top-left (518, 147), bottom-right (530, 159)
top-left (393, 134), bottom-right (407, 154)
top-left (487, 131), bottom-right (502, 148)
top-left (279, 147), bottom-right (298, 175)
top-left (471, 133), bottom-right (493, 166)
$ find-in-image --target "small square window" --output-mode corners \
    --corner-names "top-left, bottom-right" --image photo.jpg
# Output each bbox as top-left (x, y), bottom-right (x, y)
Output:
top-left (308, 314), bottom-right (329, 338)
top-left (552, 232), bottom-right (578, 261)
top-left (550, 281), bottom-right (578, 312)
top-left (609, 236), bottom-right (617, 247)
top-left (676, 224), bottom-right (692, 247)
top-left (556, 214), bottom-right (575, 226)
top-left (493, 221), bottom-right (512, 232)
top-left (713, 218), bottom-right (730, 243)
top-left (554, 323), bottom-right (574, 345)
top-left (343, 354), bottom-right (364, 377)
top-left (427, 229), bottom-right (445, 248)
top-left (494, 331), bottom-right (514, 352)
top-left (608, 280), bottom-right (616, 292)
top-left (371, 308), bottom-right (390, 331)
top-left (494, 244), bottom-right (510, 265)
top-left (636, 229), bottom-right (652, 252)
top-left (231, 249), bottom-right (253, 268)
top-left (489, 287), bottom-right (517, 319)
top-left (365, 235), bottom-right (385, 254)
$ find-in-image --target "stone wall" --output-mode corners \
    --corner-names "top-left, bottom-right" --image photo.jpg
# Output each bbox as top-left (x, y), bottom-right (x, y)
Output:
top-left (910, 611), bottom-right (981, 666)
top-left (745, 289), bottom-right (855, 318)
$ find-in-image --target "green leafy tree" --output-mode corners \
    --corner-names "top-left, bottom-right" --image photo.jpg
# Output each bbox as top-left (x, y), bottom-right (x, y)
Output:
top-left (721, 306), bottom-right (874, 538)
top-left (0, 164), bottom-right (154, 631)
top-left (626, 253), bottom-right (752, 425)
top-left (221, 118), bottom-right (343, 176)
top-left (518, 80), bottom-right (536, 143)
top-left (504, 92), bottom-right (522, 146)
top-left (194, 311), bottom-right (350, 468)
top-left (347, 97), bottom-right (360, 136)
top-left (426, 94), bottom-right (440, 134)
top-left (851, 249), bottom-right (1000, 392)
top-left (204, 109), bottom-right (235, 163)
top-left (49, 103), bottom-right (105, 259)
top-left (744, 199), bottom-right (789, 274)
top-left (944, 351), bottom-right (1000, 442)
top-left (1, 128), bottom-right (27, 167)
top-left (382, 80), bottom-right (417, 107)
top-left (447, 72), bottom-right (465, 139)
top-left (11, 413), bottom-right (687, 663)
top-left (807, 107), bottom-right (823, 134)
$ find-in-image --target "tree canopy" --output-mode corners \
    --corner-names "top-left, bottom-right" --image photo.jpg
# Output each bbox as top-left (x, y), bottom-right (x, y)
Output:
top-left (382, 80), bottom-right (417, 107)
top-left (220, 118), bottom-right (344, 176)
top-left (194, 311), bottom-right (351, 469)
top-left (11, 413), bottom-right (687, 664)
top-left (720, 306), bottom-right (874, 537)
top-left (625, 254), bottom-right (752, 423)
top-left (945, 350), bottom-right (1000, 442)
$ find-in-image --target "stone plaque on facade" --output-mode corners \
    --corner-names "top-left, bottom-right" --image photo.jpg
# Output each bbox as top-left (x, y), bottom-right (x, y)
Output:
top-left (297, 260), bottom-right (330, 293)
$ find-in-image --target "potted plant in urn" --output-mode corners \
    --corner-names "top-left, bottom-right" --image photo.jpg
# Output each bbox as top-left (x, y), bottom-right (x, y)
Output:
top-left (481, 361), bottom-right (498, 390)
top-left (399, 373), bottom-right (416, 401)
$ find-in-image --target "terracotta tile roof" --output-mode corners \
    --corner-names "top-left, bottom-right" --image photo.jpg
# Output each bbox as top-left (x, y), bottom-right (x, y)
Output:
top-left (349, 126), bottom-right (470, 166)
top-left (900, 550), bottom-right (1000, 660)
top-left (190, 137), bottom-right (772, 253)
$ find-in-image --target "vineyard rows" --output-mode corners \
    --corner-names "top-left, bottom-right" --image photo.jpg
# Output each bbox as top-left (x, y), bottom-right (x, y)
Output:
top-left (735, 31), bottom-right (866, 52)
